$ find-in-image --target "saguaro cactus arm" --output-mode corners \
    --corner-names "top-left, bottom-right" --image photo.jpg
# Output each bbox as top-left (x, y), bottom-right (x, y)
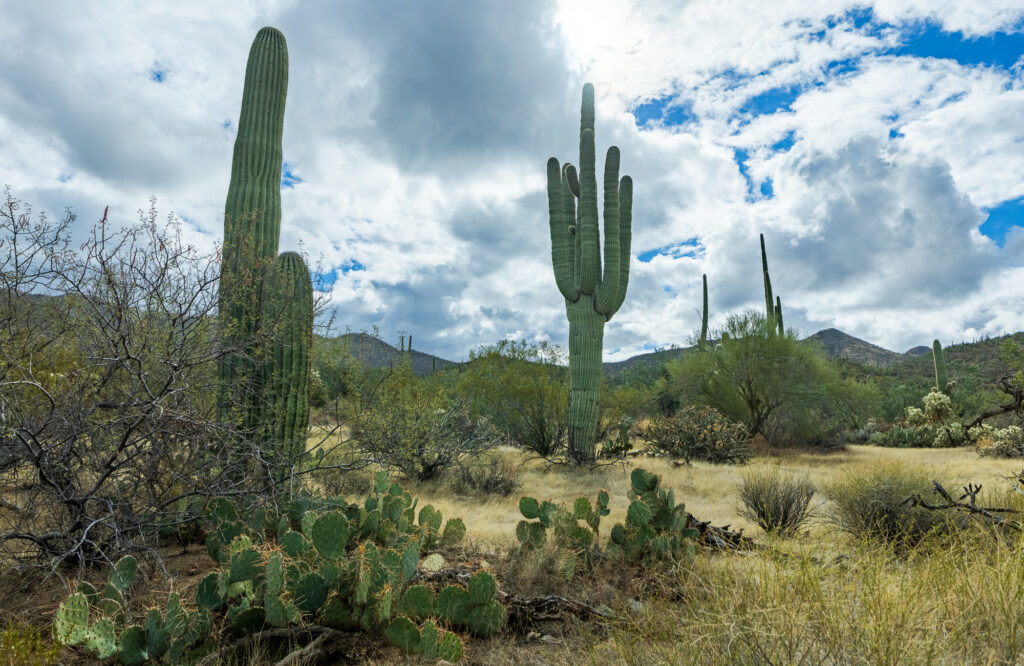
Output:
top-left (546, 158), bottom-right (578, 301)
top-left (602, 175), bottom-right (632, 319)
top-left (775, 296), bottom-right (784, 336)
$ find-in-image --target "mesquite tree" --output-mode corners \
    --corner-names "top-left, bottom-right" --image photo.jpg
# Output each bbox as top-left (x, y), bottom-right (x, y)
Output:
top-left (546, 83), bottom-right (633, 463)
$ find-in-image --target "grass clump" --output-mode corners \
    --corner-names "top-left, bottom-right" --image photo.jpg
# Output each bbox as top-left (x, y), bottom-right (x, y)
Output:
top-left (737, 468), bottom-right (815, 536)
top-left (823, 463), bottom-right (956, 546)
top-left (0, 622), bottom-right (60, 666)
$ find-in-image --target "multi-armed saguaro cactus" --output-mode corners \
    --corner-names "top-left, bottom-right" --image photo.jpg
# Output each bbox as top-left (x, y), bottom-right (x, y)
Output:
top-left (218, 27), bottom-right (312, 462)
top-left (546, 83), bottom-right (633, 463)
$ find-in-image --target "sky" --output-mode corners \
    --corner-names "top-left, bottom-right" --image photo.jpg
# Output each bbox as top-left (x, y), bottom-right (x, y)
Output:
top-left (3, 1), bottom-right (1024, 362)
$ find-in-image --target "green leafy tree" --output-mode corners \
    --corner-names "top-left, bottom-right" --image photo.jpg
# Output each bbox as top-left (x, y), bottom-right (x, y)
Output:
top-left (664, 310), bottom-right (872, 446)
top-left (455, 340), bottom-right (568, 457)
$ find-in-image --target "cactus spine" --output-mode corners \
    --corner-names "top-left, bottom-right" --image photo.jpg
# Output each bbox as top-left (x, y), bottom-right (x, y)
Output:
top-left (217, 27), bottom-right (312, 462)
top-left (699, 274), bottom-right (709, 348)
top-left (546, 83), bottom-right (633, 463)
top-left (260, 252), bottom-right (313, 459)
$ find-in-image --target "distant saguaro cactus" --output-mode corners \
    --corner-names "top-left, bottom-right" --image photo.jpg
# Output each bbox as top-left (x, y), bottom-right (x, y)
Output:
top-left (546, 83), bottom-right (633, 463)
top-left (775, 296), bottom-right (784, 336)
top-left (699, 274), bottom-right (709, 349)
top-left (760, 233), bottom-right (775, 334)
top-left (932, 339), bottom-right (955, 395)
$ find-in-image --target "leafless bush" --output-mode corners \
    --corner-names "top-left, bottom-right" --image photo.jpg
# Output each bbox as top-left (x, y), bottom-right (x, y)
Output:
top-left (0, 190), bottom-right (360, 580)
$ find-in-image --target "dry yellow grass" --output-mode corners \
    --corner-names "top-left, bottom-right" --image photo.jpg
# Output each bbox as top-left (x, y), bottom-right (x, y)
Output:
top-left (409, 444), bottom-right (1024, 547)
top-left (399, 444), bottom-right (1024, 665)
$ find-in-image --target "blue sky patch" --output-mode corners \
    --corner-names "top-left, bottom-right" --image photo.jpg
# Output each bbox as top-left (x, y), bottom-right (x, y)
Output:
top-left (281, 162), bottom-right (303, 188)
top-left (149, 66), bottom-right (167, 83)
top-left (980, 198), bottom-right (1024, 246)
top-left (638, 237), bottom-right (701, 263)
top-left (58, 171), bottom-right (73, 183)
top-left (632, 94), bottom-right (698, 128)
top-left (313, 259), bottom-right (365, 289)
top-left (736, 85), bottom-right (801, 117)
top-left (890, 19), bottom-right (1024, 69)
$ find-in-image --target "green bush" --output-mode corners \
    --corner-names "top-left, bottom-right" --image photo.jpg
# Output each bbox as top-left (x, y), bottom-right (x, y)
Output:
top-left (660, 311), bottom-right (877, 447)
top-left (737, 468), bottom-right (815, 536)
top-left (455, 340), bottom-right (568, 457)
top-left (644, 405), bottom-right (753, 464)
top-left (0, 622), bottom-right (60, 666)
top-left (867, 425), bottom-right (936, 448)
top-left (824, 465), bottom-right (956, 547)
top-left (358, 363), bottom-right (497, 481)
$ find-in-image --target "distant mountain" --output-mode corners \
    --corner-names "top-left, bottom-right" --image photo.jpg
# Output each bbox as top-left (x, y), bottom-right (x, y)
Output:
top-left (327, 332), bottom-right (458, 376)
top-left (804, 328), bottom-right (906, 367)
top-left (317, 329), bottom-right (1024, 382)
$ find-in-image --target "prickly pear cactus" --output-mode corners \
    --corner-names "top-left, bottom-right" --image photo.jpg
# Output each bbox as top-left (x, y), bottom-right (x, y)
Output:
top-left (54, 557), bottom-right (213, 663)
top-left (609, 468), bottom-right (700, 563)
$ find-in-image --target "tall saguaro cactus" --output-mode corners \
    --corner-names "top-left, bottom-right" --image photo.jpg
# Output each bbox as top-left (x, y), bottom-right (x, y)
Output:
top-left (218, 27), bottom-right (289, 427)
top-left (699, 274), bottom-right (709, 349)
top-left (546, 83), bottom-right (633, 463)
top-left (932, 339), bottom-right (954, 395)
top-left (217, 27), bottom-right (313, 465)
top-left (259, 252), bottom-right (313, 459)
top-left (760, 233), bottom-right (776, 334)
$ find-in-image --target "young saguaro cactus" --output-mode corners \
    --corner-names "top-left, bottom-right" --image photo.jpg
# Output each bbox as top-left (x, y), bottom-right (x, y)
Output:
top-left (260, 251), bottom-right (313, 460)
top-left (218, 26), bottom-right (289, 428)
top-left (546, 83), bottom-right (633, 463)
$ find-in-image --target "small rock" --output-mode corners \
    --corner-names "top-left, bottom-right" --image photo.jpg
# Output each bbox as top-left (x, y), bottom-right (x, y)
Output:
top-left (540, 635), bottom-right (562, 644)
top-left (421, 553), bottom-right (446, 572)
top-left (628, 599), bottom-right (645, 614)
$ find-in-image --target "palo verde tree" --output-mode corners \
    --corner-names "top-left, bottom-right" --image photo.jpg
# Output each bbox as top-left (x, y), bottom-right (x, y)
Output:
top-left (217, 27), bottom-right (313, 467)
top-left (546, 83), bottom-right (633, 463)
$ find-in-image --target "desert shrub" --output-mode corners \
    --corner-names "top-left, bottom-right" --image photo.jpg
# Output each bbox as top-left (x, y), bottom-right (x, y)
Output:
top-left (0, 622), bottom-right (60, 666)
top-left (449, 450), bottom-right (521, 496)
top-left (867, 425), bottom-right (937, 448)
top-left (358, 357), bottom-right (498, 481)
top-left (824, 465), bottom-right (956, 546)
top-left (645, 405), bottom-right (753, 464)
top-left (737, 468), bottom-right (815, 536)
top-left (973, 424), bottom-right (1024, 458)
top-left (661, 311), bottom-right (876, 448)
top-left (454, 340), bottom-right (568, 457)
